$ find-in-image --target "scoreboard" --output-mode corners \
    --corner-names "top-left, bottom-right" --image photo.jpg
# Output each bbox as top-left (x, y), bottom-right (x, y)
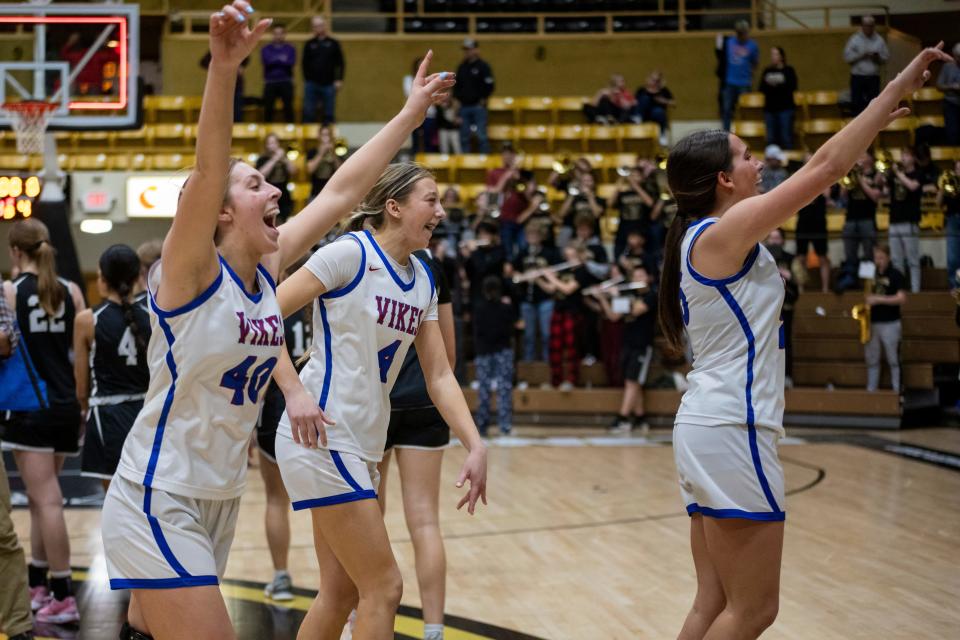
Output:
top-left (0, 175), bottom-right (41, 220)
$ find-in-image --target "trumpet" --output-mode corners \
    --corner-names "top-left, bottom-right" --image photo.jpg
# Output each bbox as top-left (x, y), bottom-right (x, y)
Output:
top-left (616, 165), bottom-right (633, 178)
top-left (939, 170), bottom-right (959, 196)
top-left (840, 164), bottom-right (862, 189)
top-left (552, 156), bottom-right (574, 176)
top-left (851, 303), bottom-right (870, 344)
top-left (512, 260), bottom-right (579, 284)
top-left (334, 137), bottom-right (349, 157)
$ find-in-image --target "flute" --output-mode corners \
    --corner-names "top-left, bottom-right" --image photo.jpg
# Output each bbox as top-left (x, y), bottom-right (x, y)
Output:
top-left (512, 260), bottom-right (580, 284)
top-left (584, 280), bottom-right (648, 296)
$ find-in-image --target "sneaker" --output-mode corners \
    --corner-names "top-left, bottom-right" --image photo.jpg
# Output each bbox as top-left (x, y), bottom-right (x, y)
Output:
top-left (581, 355), bottom-right (597, 367)
top-left (500, 426), bottom-right (513, 436)
top-left (264, 572), bottom-right (294, 601)
top-left (517, 380), bottom-right (529, 390)
top-left (539, 382), bottom-right (554, 390)
top-left (36, 595), bottom-right (80, 624)
top-left (609, 418), bottom-right (632, 434)
top-left (633, 416), bottom-right (651, 436)
top-left (559, 381), bottom-right (574, 392)
top-left (29, 585), bottom-right (50, 612)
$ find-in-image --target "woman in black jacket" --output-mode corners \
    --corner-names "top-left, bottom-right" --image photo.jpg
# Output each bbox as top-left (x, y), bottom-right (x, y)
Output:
top-left (759, 46), bottom-right (798, 149)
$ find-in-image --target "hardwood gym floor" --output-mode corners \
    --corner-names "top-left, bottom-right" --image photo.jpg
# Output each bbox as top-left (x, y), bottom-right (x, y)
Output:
top-left (6, 426), bottom-right (960, 639)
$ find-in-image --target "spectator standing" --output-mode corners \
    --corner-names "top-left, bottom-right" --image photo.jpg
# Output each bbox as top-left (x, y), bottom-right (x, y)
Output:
top-left (764, 229), bottom-right (799, 386)
top-left (512, 222), bottom-right (561, 362)
top-left (485, 144), bottom-right (528, 259)
top-left (302, 16), bottom-right (345, 125)
top-left (794, 155), bottom-right (832, 293)
top-left (939, 159), bottom-right (960, 289)
top-left (635, 71), bottom-right (674, 146)
top-left (454, 39), bottom-right (494, 153)
top-left (305, 126), bottom-right (342, 200)
top-left (936, 43), bottom-right (960, 146)
top-left (838, 152), bottom-right (882, 291)
top-left (405, 57), bottom-right (437, 153)
top-left (255, 133), bottom-right (295, 222)
top-left (463, 221), bottom-right (507, 312)
top-left (200, 51), bottom-right (248, 122)
top-left (472, 276), bottom-right (515, 436)
top-left (0, 292), bottom-right (33, 640)
top-left (718, 20), bottom-right (759, 131)
top-left (435, 95), bottom-right (461, 155)
top-left (613, 164), bottom-right (656, 259)
top-left (865, 245), bottom-right (906, 392)
top-left (261, 24), bottom-right (296, 122)
top-left (844, 15), bottom-right (889, 116)
top-left (759, 47), bottom-right (798, 149)
top-left (759, 144), bottom-right (789, 194)
top-left (885, 147), bottom-right (923, 293)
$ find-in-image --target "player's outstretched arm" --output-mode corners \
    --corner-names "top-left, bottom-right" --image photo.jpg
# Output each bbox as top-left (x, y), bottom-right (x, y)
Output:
top-left (272, 51), bottom-right (455, 273)
top-left (709, 44), bottom-right (952, 261)
top-left (416, 321), bottom-right (488, 515)
top-left (162, 1), bottom-right (271, 308)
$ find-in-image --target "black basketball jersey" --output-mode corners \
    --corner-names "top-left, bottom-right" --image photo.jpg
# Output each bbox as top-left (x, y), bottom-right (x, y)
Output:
top-left (90, 300), bottom-right (151, 398)
top-left (13, 273), bottom-right (77, 406)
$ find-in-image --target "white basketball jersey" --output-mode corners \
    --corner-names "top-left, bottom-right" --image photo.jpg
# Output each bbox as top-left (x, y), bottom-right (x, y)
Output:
top-left (277, 230), bottom-right (438, 462)
top-left (677, 218), bottom-right (786, 435)
top-left (116, 256), bottom-right (284, 499)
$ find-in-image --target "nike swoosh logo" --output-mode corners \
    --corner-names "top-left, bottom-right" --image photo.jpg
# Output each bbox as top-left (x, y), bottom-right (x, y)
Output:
top-left (368, 266), bottom-right (381, 272)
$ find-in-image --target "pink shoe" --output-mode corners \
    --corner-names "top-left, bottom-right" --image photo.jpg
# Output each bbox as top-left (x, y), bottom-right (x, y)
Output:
top-left (36, 595), bottom-right (80, 624)
top-left (29, 585), bottom-right (50, 611)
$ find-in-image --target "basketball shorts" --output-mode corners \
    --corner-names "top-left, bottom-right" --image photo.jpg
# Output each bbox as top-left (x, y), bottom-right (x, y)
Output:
top-left (81, 400), bottom-right (143, 479)
top-left (0, 402), bottom-right (82, 455)
top-left (255, 386), bottom-right (285, 463)
top-left (102, 475), bottom-right (240, 589)
top-left (275, 435), bottom-right (380, 511)
top-left (384, 406), bottom-right (450, 452)
top-left (673, 423), bottom-right (785, 522)
top-left (622, 345), bottom-right (653, 386)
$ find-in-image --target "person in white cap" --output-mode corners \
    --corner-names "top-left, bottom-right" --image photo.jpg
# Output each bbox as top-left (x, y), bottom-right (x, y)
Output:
top-left (760, 144), bottom-right (789, 193)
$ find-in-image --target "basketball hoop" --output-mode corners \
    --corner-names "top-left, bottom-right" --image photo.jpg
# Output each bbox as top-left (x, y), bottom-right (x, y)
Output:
top-left (1, 101), bottom-right (57, 155)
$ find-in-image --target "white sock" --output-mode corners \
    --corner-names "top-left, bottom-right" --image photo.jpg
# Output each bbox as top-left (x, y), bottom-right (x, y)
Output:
top-left (424, 623), bottom-right (444, 640)
top-left (274, 570), bottom-right (290, 580)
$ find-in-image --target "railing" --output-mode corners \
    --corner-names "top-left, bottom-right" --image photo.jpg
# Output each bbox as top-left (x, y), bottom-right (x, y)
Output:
top-left (762, 2), bottom-right (890, 30)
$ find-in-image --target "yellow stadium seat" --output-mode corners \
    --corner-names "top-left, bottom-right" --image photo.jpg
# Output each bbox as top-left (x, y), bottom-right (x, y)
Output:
top-left (804, 91), bottom-right (840, 120)
top-left (145, 95), bottom-right (194, 124)
top-left (232, 123), bottom-right (264, 154)
top-left (801, 118), bottom-right (843, 150)
top-left (486, 125), bottom-right (516, 149)
top-left (552, 125), bottom-right (586, 154)
top-left (527, 154), bottom-right (559, 183)
top-left (416, 153), bottom-right (455, 182)
top-left (70, 153), bottom-right (110, 171)
top-left (460, 183), bottom-right (488, 203)
top-left (75, 130), bottom-right (110, 150)
top-left (602, 153), bottom-right (640, 182)
top-left (0, 154), bottom-right (30, 171)
top-left (518, 97), bottom-right (556, 125)
top-left (487, 96), bottom-right (517, 126)
top-left (619, 123), bottom-right (659, 155)
top-left (456, 154), bottom-right (496, 184)
top-left (264, 124), bottom-right (302, 149)
top-left (596, 183), bottom-right (618, 202)
top-left (290, 181), bottom-right (312, 208)
top-left (127, 153), bottom-right (152, 171)
top-left (517, 125), bottom-right (551, 154)
top-left (113, 127), bottom-right (150, 150)
top-left (916, 115), bottom-right (944, 130)
top-left (737, 92), bottom-right (765, 121)
top-left (555, 96), bottom-right (588, 125)
top-left (930, 146), bottom-right (960, 169)
top-left (586, 125), bottom-right (619, 154)
top-left (152, 153), bottom-right (195, 171)
top-left (911, 87), bottom-right (944, 118)
top-left (151, 124), bottom-right (189, 149)
top-left (878, 117), bottom-right (914, 150)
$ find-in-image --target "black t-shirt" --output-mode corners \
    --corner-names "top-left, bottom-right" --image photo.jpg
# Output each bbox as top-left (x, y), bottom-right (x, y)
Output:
top-left (635, 86), bottom-right (674, 108)
top-left (887, 169), bottom-right (922, 225)
top-left (870, 266), bottom-right (905, 323)
top-left (391, 251), bottom-right (451, 409)
top-left (306, 148), bottom-right (338, 197)
top-left (623, 290), bottom-right (658, 350)
top-left (759, 64), bottom-right (797, 112)
top-left (465, 245), bottom-right (506, 306)
top-left (472, 298), bottom-right (515, 356)
top-left (513, 245), bottom-right (562, 304)
top-left (944, 187), bottom-right (960, 217)
top-left (255, 154), bottom-right (293, 215)
top-left (552, 266), bottom-right (596, 314)
top-left (562, 194), bottom-right (607, 235)
top-left (796, 194), bottom-right (827, 232)
top-left (846, 170), bottom-right (878, 221)
top-left (13, 274), bottom-right (76, 406)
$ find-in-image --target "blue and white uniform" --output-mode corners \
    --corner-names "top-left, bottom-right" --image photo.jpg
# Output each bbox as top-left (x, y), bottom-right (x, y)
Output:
top-left (276, 230), bottom-right (439, 510)
top-left (102, 256), bottom-right (283, 589)
top-left (673, 217), bottom-right (786, 522)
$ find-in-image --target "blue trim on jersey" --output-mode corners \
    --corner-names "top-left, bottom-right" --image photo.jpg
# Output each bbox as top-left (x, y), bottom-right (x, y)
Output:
top-left (415, 255), bottom-right (436, 299)
top-left (110, 576), bottom-right (220, 590)
top-left (716, 284), bottom-right (783, 515)
top-left (323, 233), bottom-right (366, 299)
top-left (330, 450), bottom-right (365, 492)
top-left (143, 316), bottom-right (179, 489)
top-left (219, 254), bottom-right (263, 303)
top-left (685, 220), bottom-right (761, 287)
top-left (686, 503), bottom-right (785, 522)
top-left (363, 229), bottom-right (416, 292)
top-left (679, 287), bottom-right (690, 326)
top-left (316, 300), bottom-right (333, 411)
top-left (149, 266), bottom-right (223, 319)
top-left (291, 491), bottom-right (378, 510)
top-left (257, 264), bottom-right (277, 293)
top-left (143, 486), bottom-right (191, 577)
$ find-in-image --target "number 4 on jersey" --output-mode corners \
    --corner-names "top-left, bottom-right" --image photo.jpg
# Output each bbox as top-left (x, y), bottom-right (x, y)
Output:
top-left (377, 340), bottom-right (402, 383)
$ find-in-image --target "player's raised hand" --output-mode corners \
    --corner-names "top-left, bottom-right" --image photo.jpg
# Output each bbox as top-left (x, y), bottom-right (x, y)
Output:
top-left (404, 50), bottom-right (457, 122)
top-left (456, 445), bottom-right (488, 515)
top-left (883, 43), bottom-right (953, 125)
top-left (209, 1), bottom-right (272, 69)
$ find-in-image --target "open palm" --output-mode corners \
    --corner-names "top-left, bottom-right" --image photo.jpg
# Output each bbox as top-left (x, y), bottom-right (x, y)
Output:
top-left (208, 1), bottom-right (272, 68)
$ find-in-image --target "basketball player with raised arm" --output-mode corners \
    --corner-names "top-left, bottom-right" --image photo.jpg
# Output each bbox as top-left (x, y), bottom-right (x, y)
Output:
top-left (658, 46), bottom-right (949, 639)
top-left (98, 3), bottom-right (455, 638)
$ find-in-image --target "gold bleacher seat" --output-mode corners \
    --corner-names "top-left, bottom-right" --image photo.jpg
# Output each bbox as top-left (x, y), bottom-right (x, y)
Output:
top-left (732, 121), bottom-right (765, 150)
top-left (0, 154), bottom-right (30, 171)
top-left (602, 153), bottom-right (640, 182)
top-left (456, 154), bottom-right (497, 184)
top-left (930, 146), bottom-right (960, 168)
top-left (804, 90), bottom-right (841, 120)
top-left (290, 182), bottom-right (312, 209)
top-left (70, 153), bottom-right (110, 171)
top-left (878, 116), bottom-right (914, 149)
top-left (459, 183), bottom-right (488, 203)
top-left (552, 125), bottom-right (586, 154)
top-left (75, 130), bottom-right (110, 150)
top-left (487, 96), bottom-right (517, 126)
top-left (264, 123), bottom-right (302, 149)
top-left (555, 96), bottom-right (587, 124)
top-left (113, 127), bottom-right (150, 150)
top-left (793, 91), bottom-right (807, 122)
top-left (527, 154), bottom-right (559, 183)
top-left (916, 115), bottom-right (944, 129)
top-left (518, 97), bottom-right (556, 125)
top-left (911, 87), bottom-right (944, 118)
top-left (736, 92), bottom-right (765, 120)
top-left (151, 124), bottom-right (189, 149)
top-left (152, 153), bottom-right (195, 171)
top-left (587, 125), bottom-right (620, 154)
top-left (232, 123), bottom-right (264, 153)
top-left (517, 124), bottom-right (551, 154)
top-left (619, 123), bottom-right (659, 155)
top-left (128, 153), bottom-right (152, 171)
top-left (415, 153), bottom-right (455, 182)
top-left (145, 95), bottom-right (201, 124)
top-left (801, 118), bottom-right (843, 149)
top-left (486, 125), bottom-right (516, 148)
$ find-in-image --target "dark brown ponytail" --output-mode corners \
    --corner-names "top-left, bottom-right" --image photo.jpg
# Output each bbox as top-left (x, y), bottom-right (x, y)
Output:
top-left (100, 244), bottom-right (147, 354)
top-left (9, 219), bottom-right (65, 316)
top-left (658, 130), bottom-right (732, 353)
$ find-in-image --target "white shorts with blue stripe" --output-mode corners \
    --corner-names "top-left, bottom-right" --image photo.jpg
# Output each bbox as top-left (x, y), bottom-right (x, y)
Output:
top-left (102, 476), bottom-right (240, 589)
top-left (275, 434), bottom-right (380, 510)
top-left (673, 423), bottom-right (785, 522)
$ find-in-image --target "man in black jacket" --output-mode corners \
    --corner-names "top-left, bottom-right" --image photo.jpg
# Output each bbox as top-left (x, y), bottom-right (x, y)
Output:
top-left (302, 16), bottom-right (345, 125)
top-left (454, 38), bottom-right (494, 153)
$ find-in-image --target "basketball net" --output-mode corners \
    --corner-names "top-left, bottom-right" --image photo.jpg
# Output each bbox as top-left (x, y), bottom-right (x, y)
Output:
top-left (2, 101), bottom-right (57, 155)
